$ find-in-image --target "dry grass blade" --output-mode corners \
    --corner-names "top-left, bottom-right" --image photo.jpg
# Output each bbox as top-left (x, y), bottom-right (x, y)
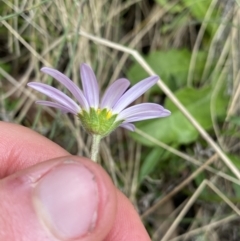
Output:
top-left (161, 180), bottom-right (240, 241)
top-left (1, 19), bottom-right (49, 66)
top-left (187, 0), bottom-right (219, 86)
top-left (136, 128), bottom-right (240, 186)
top-left (169, 214), bottom-right (239, 241)
top-left (141, 155), bottom-right (218, 219)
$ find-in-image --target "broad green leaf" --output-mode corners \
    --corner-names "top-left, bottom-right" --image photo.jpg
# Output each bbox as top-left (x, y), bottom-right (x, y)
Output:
top-left (130, 86), bottom-right (228, 146)
top-left (139, 147), bottom-right (183, 183)
top-left (127, 49), bottom-right (207, 92)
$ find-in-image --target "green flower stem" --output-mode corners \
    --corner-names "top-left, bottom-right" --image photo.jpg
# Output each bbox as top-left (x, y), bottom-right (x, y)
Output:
top-left (91, 134), bottom-right (101, 162)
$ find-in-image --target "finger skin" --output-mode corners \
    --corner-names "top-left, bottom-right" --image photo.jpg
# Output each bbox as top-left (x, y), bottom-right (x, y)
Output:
top-left (0, 121), bottom-right (68, 178)
top-left (0, 156), bottom-right (117, 241)
top-left (104, 191), bottom-right (151, 241)
top-left (0, 121), bottom-right (151, 241)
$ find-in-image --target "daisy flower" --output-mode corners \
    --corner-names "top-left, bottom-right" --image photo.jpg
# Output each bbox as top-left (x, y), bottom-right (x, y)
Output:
top-left (28, 63), bottom-right (170, 161)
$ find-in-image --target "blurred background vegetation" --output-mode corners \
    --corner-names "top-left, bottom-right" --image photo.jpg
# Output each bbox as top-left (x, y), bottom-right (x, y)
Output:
top-left (1, 0), bottom-right (240, 240)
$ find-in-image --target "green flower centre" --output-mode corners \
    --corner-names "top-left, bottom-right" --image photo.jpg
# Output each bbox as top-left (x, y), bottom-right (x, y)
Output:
top-left (78, 108), bottom-right (123, 136)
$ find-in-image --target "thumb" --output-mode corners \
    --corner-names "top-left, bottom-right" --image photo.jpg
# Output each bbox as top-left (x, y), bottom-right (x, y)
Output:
top-left (0, 156), bottom-right (117, 241)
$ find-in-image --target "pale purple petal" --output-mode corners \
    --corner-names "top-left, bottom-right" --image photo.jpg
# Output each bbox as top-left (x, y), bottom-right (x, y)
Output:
top-left (113, 75), bottom-right (159, 113)
top-left (28, 82), bottom-right (80, 114)
top-left (117, 103), bottom-right (171, 122)
top-left (119, 123), bottom-right (135, 131)
top-left (36, 100), bottom-right (78, 115)
top-left (41, 67), bottom-right (89, 110)
top-left (80, 63), bottom-right (99, 108)
top-left (100, 78), bottom-right (130, 109)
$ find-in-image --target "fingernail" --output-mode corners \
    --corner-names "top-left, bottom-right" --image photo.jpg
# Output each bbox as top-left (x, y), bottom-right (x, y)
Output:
top-left (33, 162), bottom-right (98, 240)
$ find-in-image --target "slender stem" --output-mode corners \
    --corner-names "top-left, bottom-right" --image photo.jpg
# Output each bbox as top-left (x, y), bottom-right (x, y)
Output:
top-left (91, 135), bottom-right (101, 162)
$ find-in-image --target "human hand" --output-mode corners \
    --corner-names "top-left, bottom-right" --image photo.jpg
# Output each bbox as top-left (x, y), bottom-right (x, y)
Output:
top-left (0, 121), bottom-right (151, 241)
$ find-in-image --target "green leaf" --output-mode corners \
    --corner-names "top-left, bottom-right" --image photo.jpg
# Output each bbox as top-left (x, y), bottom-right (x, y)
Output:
top-left (183, 0), bottom-right (211, 20)
top-left (139, 147), bottom-right (165, 183)
top-left (228, 155), bottom-right (240, 199)
top-left (127, 49), bottom-right (207, 92)
top-left (229, 116), bottom-right (240, 126)
top-left (131, 86), bottom-right (228, 146)
top-left (0, 62), bottom-right (11, 73)
top-left (4, 99), bottom-right (19, 111)
top-left (182, 0), bottom-right (219, 37)
top-left (233, 183), bottom-right (240, 199)
top-left (228, 155), bottom-right (240, 170)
